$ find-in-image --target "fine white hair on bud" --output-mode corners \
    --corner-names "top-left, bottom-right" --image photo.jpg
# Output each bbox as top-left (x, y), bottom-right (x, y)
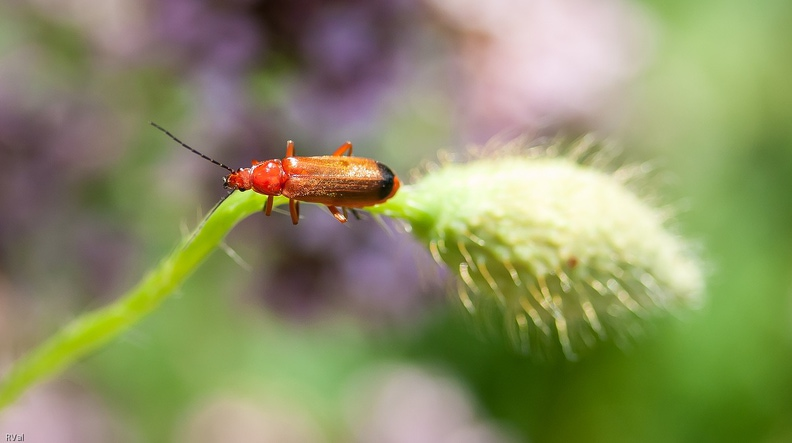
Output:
top-left (391, 136), bottom-right (704, 359)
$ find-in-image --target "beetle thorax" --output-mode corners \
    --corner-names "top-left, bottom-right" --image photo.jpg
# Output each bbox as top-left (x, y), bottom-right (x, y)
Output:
top-left (250, 159), bottom-right (287, 195)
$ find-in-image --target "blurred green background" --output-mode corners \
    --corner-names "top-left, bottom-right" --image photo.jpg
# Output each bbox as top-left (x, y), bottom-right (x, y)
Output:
top-left (1, 0), bottom-right (791, 442)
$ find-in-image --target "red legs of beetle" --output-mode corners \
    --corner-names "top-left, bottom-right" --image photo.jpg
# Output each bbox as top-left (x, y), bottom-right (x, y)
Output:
top-left (287, 139), bottom-right (350, 157)
top-left (289, 199), bottom-right (300, 224)
top-left (264, 195), bottom-right (274, 216)
top-left (341, 207), bottom-right (362, 220)
top-left (262, 195), bottom-right (298, 224)
top-left (286, 140), bottom-right (295, 157)
top-left (327, 206), bottom-right (348, 223)
top-left (332, 141), bottom-right (353, 157)
top-left (328, 207), bottom-right (361, 224)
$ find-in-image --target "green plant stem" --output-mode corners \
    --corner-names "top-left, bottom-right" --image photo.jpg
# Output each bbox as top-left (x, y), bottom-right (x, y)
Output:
top-left (0, 188), bottom-right (414, 410)
top-left (0, 191), bottom-right (278, 409)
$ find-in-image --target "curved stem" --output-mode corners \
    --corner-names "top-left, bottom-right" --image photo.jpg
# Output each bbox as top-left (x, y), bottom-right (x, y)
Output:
top-left (0, 184), bottom-right (421, 410)
top-left (0, 191), bottom-right (275, 409)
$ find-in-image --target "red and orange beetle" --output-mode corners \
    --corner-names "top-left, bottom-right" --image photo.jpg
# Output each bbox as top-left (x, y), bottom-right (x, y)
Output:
top-left (151, 122), bottom-right (400, 224)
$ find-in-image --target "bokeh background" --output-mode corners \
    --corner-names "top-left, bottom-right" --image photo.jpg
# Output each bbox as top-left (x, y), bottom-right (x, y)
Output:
top-left (1, 0), bottom-right (791, 441)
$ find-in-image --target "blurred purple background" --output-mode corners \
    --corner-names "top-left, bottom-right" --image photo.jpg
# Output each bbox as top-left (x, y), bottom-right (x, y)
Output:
top-left (4, 0), bottom-right (788, 441)
top-left (0, 0), bottom-right (645, 329)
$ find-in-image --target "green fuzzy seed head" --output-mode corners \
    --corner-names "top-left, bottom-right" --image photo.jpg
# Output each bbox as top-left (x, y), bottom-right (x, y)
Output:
top-left (381, 139), bottom-right (703, 359)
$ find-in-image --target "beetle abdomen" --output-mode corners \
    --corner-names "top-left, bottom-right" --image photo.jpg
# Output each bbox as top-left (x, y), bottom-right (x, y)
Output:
top-left (282, 156), bottom-right (398, 207)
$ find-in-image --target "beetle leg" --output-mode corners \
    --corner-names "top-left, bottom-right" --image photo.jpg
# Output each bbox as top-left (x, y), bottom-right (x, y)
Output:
top-left (327, 206), bottom-right (348, 223)
top-left (286, 140), bottom-right (295, 157)
top-left (264, 195), bottom-right (274, 215)
top-left (289, 199), bottom-right (300, 224)
top-left (341, 207), bottom-right (361, 221)
top-left (332, 141), bottom-right (353, 157)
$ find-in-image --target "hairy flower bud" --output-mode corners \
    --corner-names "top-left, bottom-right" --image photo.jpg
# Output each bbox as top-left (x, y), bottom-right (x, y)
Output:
top-left (380, 138), bottom-right (703, 359)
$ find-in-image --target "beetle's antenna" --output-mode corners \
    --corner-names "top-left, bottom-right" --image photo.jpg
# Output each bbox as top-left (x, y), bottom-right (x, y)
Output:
top-left (150, 121), bottom-right (235, 173)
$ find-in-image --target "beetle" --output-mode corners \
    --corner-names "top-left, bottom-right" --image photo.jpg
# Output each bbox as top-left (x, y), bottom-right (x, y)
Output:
top-left (150, 122), bottom-right (400, 224)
